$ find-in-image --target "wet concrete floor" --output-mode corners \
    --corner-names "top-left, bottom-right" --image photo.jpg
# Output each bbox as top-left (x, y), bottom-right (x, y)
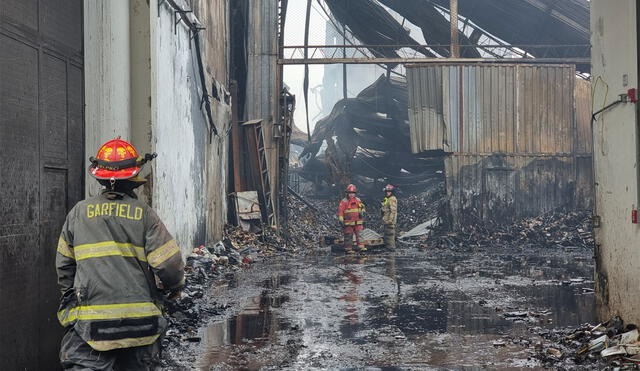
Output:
top-left (183, 245), bottom-right (595, 370)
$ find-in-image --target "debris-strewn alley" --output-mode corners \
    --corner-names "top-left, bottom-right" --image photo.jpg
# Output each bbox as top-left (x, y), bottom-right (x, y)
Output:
top-left (157, 188), bottom-right (631, 370)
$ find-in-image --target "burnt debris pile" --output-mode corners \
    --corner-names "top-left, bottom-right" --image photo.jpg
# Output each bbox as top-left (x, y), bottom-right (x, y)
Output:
top-left (285, 193), bottom-right (336, 249)
top-left (294, 75), bottom-right (445, 197)
top-left (162, 224), bottom-right (293, 357)
top-left (533, 316), bottom-right (640, 369)
top-left (428, 210), bottom-right (595, 250)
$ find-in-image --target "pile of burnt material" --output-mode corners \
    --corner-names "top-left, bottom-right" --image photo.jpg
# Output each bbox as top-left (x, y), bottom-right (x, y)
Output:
top-left (428, 210), bottom-right (595, 250)
top-left (285, 192), bottom-right (336, 250)
top-left (295, 74), bottom-right (445, 197)
top-left (532, 316), bottom-right (639, 369)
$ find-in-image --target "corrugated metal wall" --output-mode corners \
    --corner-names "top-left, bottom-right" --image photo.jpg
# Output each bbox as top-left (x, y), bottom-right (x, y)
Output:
top-left (407, 64), bottom-right (593, 226)
top-left (245, 0), bottom-right (280, 224)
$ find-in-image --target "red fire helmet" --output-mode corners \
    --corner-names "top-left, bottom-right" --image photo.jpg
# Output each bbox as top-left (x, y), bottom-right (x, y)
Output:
top-left (345, 184), bottom-right (357, 193)
top-left (89, 139), bottom-right (146, 180)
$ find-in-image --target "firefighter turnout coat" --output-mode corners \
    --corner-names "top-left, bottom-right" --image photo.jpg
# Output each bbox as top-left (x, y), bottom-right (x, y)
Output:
top-left (55, 190), bottom-right (185, 351)
top-left (338, 196), bottom-right (366, 228)
top-left (381, 194), bottom-right (398, 225)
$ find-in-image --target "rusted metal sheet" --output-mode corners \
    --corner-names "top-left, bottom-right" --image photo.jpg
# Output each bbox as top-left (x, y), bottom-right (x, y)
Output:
top-left (246, 1), bottom-right (280, 224)
top-left (408, 63), bottom-right (593, 226)
top-left (574, 78), bottom-right (593, 154)
top-left (0, 1), bottom-right (84, 369)
top-left (407, 65), bottom-right (445, 152)
top-left (408, 64), bottom-right (581, 155)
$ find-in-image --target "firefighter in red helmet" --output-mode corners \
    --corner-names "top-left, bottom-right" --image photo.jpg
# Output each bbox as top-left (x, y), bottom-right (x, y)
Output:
top-left (56, 138), bottom-right (184, 370)
top-left (381, 184), bottom-right (398, 249)
top-left (337, 184), bottom-right (367, 253)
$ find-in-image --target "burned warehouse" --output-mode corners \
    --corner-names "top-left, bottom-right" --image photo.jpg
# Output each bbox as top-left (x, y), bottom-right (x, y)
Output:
top-left (4, 0), bottom-right (640, 370)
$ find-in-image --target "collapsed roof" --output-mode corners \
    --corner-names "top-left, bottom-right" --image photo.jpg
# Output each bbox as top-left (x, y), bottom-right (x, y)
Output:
top-left (293, 0), bottom-right (590, 195)
top-left (323, 0), bottom-right (590, 72)
top-left (297, 75), bottom-right (444, 194)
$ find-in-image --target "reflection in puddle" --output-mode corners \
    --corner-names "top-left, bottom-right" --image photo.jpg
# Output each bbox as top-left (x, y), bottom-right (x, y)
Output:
top-left (194, 248), bottom-right (596, 369)
top-left (196, 275), bottom-right (290, 370)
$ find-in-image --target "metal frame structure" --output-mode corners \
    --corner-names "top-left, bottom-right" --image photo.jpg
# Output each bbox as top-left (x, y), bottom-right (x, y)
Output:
top-left (279, 44), bottom-right (590, 65)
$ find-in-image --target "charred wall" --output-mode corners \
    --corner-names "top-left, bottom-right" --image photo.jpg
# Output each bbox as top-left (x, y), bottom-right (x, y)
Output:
top-left (0, 1), bottom-right (84, 369)
top-left (228, 0), bottom-right (282, 226)
top-left (448, 154), bottom-right (592, 226)
top-left (151, 0), bottom-right (231, 248)
top-left (407, 64), bottom-right (593, 227)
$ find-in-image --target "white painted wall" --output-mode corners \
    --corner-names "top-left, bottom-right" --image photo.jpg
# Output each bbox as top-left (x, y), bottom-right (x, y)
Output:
top-left (591, 0), bottom-right (640, 322)
top-left (150, 0), bottom-right (231, 253)
top-left (84, 0), bottom-right (132, 196)
top-left (151, 1), bottom-right (206, 252)
top-left (84, 0), bottom-right (231, 256)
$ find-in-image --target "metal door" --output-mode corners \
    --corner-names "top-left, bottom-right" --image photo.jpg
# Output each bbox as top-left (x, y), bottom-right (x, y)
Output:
top-left (0, 1), bottom-right (83, 369)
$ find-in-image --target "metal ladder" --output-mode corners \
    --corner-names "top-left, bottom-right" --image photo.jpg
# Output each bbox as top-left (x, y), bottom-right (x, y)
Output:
top-left (253, 122), bottom-right (275, 226)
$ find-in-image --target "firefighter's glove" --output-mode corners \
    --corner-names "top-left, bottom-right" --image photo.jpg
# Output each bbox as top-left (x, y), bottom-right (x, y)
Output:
top-left (164, 288), bottom-right (183, 302)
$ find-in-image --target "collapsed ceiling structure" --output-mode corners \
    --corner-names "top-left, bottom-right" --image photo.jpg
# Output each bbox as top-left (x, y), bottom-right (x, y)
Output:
top-left (323, 0), bottom-right (590, 71)
top-left (297, 75), bottom-right (444, 195)
top-left (293, 0), bottom-right (590, 196)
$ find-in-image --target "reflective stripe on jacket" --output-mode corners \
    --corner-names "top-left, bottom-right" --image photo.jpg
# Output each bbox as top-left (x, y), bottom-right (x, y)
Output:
top-left (338, 197), bottom-right (365, 226)
top-left (55, 190), bottom-right (185, 351)
top-left (381, 195), bottom-right (398, 225)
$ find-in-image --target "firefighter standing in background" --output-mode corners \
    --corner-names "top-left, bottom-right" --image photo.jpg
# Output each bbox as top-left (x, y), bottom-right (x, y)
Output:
top-left (56, 138), bottom-right (185, 370)
top-left (381, 184), bottom-right (398, 249)
top-left (337, 184), bottom-right (367, 253)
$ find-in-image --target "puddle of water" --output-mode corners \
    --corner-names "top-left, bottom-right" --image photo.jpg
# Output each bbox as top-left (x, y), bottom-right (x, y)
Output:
top-left (195, 293), bottom-right (291, 370)
top-left (193, 248), bottom-right (595, 370)
top-left (195, 274), bottom-right (291, 370)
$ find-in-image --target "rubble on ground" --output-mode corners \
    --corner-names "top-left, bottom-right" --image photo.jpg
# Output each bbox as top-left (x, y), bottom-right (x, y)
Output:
top-left (284, 193), bottom-right (336, 250)
top-left (162, 222), bottom-right (297, 363)
top-left (425, 210), bottom-right (595, 250)
top-left (530, 316), bottom-right (640, 369)
top-left (163, 183), bottom-right (601, 368)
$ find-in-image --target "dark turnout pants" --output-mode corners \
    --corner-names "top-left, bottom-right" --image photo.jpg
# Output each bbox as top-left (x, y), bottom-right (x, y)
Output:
top-left (343, 225), bottom-right (365, 251)
top-left (60, 327), bottom-right (162, 371)
top-left (384, 223), bottom-right (396, 248)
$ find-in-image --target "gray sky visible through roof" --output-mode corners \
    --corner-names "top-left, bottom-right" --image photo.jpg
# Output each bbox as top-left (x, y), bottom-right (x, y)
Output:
top-left (283, 0), bottom-right (590, 134)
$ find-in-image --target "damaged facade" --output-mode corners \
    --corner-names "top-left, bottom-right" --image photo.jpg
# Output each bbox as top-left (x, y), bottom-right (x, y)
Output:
top-left (84, 0), bottom-right (231, 248)
top-left (406, 64), bottom-right (593, 226)
top-left (295, 0), bottom-right (592, 228)
top-left (229, 1), bottom-right (293, 230)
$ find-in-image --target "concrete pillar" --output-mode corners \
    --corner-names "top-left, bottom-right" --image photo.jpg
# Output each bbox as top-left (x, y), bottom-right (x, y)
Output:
top-left (130, 0), bottom-right (152, 156)
top-left (84, 0), bottom-right (132, 196)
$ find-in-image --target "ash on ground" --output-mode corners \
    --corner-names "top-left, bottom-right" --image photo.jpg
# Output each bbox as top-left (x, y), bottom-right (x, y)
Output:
top-left (159, 185), bottom-right (622, 370)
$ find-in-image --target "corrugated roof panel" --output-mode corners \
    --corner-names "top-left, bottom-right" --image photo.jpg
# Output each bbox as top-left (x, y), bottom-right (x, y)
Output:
top-left (408, 66), bottom-right (447, 152)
